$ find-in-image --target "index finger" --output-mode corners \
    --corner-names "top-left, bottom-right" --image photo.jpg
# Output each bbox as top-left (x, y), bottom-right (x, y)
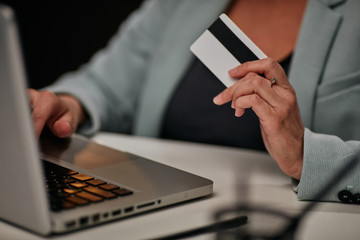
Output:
top-left (229, 58), bottom-right (290, 87)
top-left (29, 90), bottom-right (61, 138)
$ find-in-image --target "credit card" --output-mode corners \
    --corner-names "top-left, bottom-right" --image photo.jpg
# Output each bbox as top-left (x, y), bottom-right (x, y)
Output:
top-left (190, 13), bottom-right (267, 87)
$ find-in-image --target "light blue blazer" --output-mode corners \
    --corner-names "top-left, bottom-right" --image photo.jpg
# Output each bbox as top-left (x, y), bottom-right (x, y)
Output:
top-left (47, 0), bottom-right (360, 202)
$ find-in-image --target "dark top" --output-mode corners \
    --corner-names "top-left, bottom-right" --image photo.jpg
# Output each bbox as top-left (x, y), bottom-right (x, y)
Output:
top-left (161, 55), bottom-right (292, 151)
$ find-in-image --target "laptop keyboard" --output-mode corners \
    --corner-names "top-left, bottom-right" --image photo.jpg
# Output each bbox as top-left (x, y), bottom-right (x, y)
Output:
top-left (42, 161), bottom-right (133, 212)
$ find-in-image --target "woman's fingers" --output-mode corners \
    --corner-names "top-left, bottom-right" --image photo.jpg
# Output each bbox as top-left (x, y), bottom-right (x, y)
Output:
top-left (29, 89), bottom-right (57, 138)
top-left (52, 94), bottom-right (85, 137)
top-left (233, 94), bottom-right (274, 119)
top-left (214, 58), bottom-right (289, 106)
top-left (28, 89), bottom-right (78, 138)
top-left (229, 58), bottom-right (290, 88)
top-left (51, 118), bottom-right (73, 138)
top-left (213, 58), bottom-right (304, 179)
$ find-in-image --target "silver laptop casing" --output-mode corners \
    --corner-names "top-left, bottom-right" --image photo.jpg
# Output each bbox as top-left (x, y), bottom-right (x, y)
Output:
top-left (0, 5), bottom-right (213, 235)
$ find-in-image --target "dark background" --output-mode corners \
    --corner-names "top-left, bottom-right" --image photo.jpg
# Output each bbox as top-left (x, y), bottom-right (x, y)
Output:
top-left (1, 0), bottom-right (144, 89)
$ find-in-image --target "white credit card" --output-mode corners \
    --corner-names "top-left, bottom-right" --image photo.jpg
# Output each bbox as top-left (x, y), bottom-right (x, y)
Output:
top-left (190, 13), bottom-right (267, 88)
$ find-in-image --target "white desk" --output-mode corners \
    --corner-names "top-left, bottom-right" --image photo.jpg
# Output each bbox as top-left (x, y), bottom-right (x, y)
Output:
top-left (1, 132), bottom-right (360, 239)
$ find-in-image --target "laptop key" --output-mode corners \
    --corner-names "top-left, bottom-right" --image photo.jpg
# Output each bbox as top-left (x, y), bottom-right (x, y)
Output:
top-left (55, 191), bottom-right (71, 198)
top-left (62, 177), bottom-right (76, 184)
top-left (83, 186), bottom-right (117, 199)
top-left (72, 173), bottom-right (94, 181)
top-left (70, 182), bottom-right (89, 188)
top-left (47, 181), bottom-right (68, 190)
top-left (43, 161), bottom-right (78, 176)
top-left (99, 183), bottom-right (119, 191)
top-left (76, 191), bottom-right (103, 203)
top-left (63, 188), bottom-right (81, 194)
top-left (87, 179), bottom-right (106, 186)
top-left (63, 201), bottom-right (76, 209)
top-left (112, 188), bottom-right (133, 196)
top-left (66, 195), bottom-right (89, 206)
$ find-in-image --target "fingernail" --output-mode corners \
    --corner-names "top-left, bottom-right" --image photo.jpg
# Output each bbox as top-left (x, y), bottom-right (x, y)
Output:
top-left (228, 67), bottom-right (237, 76)
top-left (213, 94), bottom-right (221, 105)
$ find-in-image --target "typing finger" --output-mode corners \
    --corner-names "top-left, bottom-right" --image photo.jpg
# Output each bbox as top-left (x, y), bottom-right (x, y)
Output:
top-left (30, 90), bottom-right (63, 138)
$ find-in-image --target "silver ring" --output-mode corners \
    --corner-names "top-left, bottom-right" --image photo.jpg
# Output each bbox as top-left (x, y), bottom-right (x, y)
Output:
top-left (270, 78), bottom-right (276, 88)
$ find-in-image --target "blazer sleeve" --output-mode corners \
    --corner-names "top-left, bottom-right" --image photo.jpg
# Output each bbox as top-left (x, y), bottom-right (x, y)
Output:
top-left (43, 0), bottom-right (178, 136)
top-left (295, 128), bottom-right (360, 202)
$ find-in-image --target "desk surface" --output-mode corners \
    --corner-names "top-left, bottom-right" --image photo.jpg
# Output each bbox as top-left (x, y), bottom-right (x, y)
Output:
top-left (1, 133), bottom-right (360, 240)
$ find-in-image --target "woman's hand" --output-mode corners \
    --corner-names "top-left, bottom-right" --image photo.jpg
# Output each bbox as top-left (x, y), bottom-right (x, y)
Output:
top-left (28, 89), bottom-right (85, 139)
top-left (213, 58), bottom-right (304, 180)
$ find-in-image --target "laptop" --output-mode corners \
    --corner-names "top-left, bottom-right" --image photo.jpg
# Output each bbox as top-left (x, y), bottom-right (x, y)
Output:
top-left (0, 4), bottom-right (213, 236)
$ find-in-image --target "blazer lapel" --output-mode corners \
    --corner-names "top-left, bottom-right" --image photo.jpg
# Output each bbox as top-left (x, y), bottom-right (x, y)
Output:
top-left (290, 0), bottom-right (345, 128)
